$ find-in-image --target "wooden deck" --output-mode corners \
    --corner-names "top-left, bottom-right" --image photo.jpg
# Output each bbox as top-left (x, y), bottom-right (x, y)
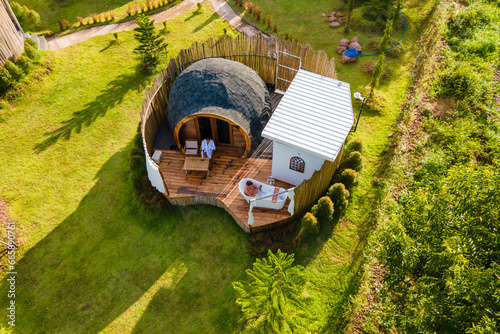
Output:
top-left (157, 145), bottom-right (294, 233)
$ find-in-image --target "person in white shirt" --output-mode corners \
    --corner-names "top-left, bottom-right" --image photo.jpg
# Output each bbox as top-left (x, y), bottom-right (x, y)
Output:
top-left (201, 137), bottom-right (216, 160)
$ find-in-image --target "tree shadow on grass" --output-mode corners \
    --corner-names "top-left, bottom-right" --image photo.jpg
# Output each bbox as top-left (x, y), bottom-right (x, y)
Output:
top-left (34, 67), bottom-right (149, 153)
top-left (192, 12), bottom-right (219, 33)
top-left (0, 147), bottom-right (250, 333)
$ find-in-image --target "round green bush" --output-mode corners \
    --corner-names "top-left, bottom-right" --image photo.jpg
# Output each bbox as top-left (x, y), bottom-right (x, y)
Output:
top-left (0, 67), bottom-right (13, 94)
top-left (24, 37), bottom-right (38, 49)
top-left (300, 212), bottom-right (319, 237)
top-left (311, 196), bottom-right (334, 226)
top-left (130, 155), bottom-right (146, 180)
top-left (342, 151), bottom-right (363, 171)
top-left (339, 168), bottom-right (358, 189)
top-left (16, 55), bottom-right (33, 73)
top-left (347, 138), bottom-right (365, 154)
top-left (24, 43), bottom-right (41, 63)
top-left (4, 60), bottom-right (22, 80)
top-left (327, 183), bottom-right (350, 212)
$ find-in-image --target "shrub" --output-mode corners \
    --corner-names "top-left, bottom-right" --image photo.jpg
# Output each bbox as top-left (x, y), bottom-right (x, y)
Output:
top-left (346, 138), bottom-right (364, 154)
top-left (16, 55), bottom-right (33, 73)
top-left (327, 183), bottom-right (349, 212)
top-left (4, 60), bottom-right (22, 80)
top-left (311, 196), bottom-right (334, 226)
top-left (26, 9), bottom-right (41, 26)
top-left (266, 17), bottom-right (271, 27)
top-left (235, 0), bottom-right (243, 6)
top-left (293, 212), bottom-right (318, 247)
top-left (300, 212), bottom-right (319, 236)
top-left (126, 5), bottom-right (133, 16)
top-left (342, 151), bottom-right (363, 171)
top-left (253, 7), bottom-right (262, 20)
top-left (25, 37), bottom-right (38, 49)
top-left (0, 67), bottom-right (14, 94)
top-left (197, 2), bottom-right (202, 11)
top-left (273, 24), bottom-right (277, 32)
top-left (244, 1), bottom-right (254, 13)
top-left (130, 146), bottom-right (143, 157)
top-left (24, 43), bottom-right (41, 63)
top-left (338, 168), bottom-right (358, 189)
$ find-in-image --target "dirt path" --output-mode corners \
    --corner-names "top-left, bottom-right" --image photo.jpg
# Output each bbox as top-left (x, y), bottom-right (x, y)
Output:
top-left (48, 0), bottom-right (260, 50)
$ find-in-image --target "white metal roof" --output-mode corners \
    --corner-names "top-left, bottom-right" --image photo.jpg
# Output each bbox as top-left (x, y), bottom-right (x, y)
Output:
top-left (262, 69), bottom-right (354, 161)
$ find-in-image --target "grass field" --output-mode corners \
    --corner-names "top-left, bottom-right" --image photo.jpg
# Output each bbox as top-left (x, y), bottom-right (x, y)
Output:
top-left (0, 5), bottom-right (247, 333)
top-left (0, 0), bottom-right (437, 332)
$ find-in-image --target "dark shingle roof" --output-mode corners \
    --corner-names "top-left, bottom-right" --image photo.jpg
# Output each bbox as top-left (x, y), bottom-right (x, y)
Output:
top-left (167, 58), bottom-right (271, 149)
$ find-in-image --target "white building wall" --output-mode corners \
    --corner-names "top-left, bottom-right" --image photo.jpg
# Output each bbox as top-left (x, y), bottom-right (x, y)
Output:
top-left (271, 141), bottom-right (325, 186)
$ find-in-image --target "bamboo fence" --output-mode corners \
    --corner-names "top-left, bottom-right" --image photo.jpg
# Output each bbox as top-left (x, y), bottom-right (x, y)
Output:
top-left (0, 0), bottom-right (23, 66)
top-left (141, 34), bottom-right (339, 222)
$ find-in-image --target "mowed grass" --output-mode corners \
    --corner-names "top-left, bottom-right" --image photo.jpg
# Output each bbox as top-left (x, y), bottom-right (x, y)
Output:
top-left (15, 0), bottom-right (181, 33)
top-left (228, 0), bottom-right (437, 331)
top-left (0, 5), bottom-right (249, 333)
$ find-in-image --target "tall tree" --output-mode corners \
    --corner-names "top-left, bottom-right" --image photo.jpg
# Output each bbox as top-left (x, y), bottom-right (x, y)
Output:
top-left (133, 14), bottom-right (167, 70)
top-left (345, 0), bottom-right (355, 33)
top-left (233, 250), bottom-right (314, 333)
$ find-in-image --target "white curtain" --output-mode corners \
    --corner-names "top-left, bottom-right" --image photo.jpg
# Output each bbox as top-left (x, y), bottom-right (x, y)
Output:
top-left (145, 154), bottom-right (166, 193)
top-left (287, 188), bottom-right (295, 216)
top-left (248, 199), bottom-right (256, 225)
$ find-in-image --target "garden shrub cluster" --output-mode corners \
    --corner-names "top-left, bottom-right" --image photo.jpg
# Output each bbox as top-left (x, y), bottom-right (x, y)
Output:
top-left (294, 137), bottom-right (365, 246)
top-left (0, 39), bottom-right (42, 95)
top-left (373, 1), bottom-right (500, 332)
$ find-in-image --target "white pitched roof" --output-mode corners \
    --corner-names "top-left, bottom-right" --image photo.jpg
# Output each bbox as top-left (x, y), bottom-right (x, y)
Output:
top-left (262, 69), bottom-right (354, 161)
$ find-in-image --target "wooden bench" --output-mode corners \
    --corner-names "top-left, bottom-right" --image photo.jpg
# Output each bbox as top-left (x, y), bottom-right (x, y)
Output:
top-left (183, 156), bottom-right (210, 176)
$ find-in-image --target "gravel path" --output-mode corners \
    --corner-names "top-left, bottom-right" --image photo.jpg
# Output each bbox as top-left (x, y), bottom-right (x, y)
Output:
top-left (48, 0), bottom-right (260, 50)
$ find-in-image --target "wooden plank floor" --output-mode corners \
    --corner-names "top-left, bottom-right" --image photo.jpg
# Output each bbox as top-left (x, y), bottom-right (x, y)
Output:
top-left (157, 145), bottom-right (294, 232)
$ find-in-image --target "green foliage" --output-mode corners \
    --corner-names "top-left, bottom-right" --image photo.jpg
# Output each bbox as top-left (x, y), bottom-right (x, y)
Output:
top-left (10, 1), bottom-right (41, 28)
top-left (362, 0), bottom-right (397, 25)
top-left (25, 37), bottom-right (38, 49)
top-left (432, 60), bottom-right (490, 101)
top-left (311, 196), bottom-right (334, 226)
top-left (0, 67), bottom-right (14, 94)
top-left (24, 43), bottom-right (42, 63)
top-left (327, 183), bottom-right (349, 213)
top-left (16, 55), bottom-right (34, 74)
top-left (369, 53), bottom-right (385, 99)
top-left (346, 138), bottom-right (365, 154)
top-left (4, 60), bottom-right (22, 81)
top-left (133, 14), bottom-right (168, 70)
top-left (377, 162), bottom-right (500, 332)
top-left (233, 250), bottom-right (313, 333)
top-left (130, 127), bottom-right (146, 180)
top-left (341, 151), bottom-right (363, 171)
top-left (338, 168), bottom-right (358, 189)
top-left (300, 212), bottom-right (319, 237)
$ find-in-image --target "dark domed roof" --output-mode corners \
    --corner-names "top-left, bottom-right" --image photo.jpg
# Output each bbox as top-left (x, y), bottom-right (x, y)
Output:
top-left (167, 58), bottom-right (271, 149)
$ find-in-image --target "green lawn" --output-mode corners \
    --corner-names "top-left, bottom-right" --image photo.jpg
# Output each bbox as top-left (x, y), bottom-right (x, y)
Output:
top-left (14, 0), bottom-right (181, 33)
top-left (0, 5), bottom-right (248, 333)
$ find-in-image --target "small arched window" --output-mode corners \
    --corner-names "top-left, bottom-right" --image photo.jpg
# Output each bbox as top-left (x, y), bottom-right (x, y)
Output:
top-left (289, 156), bottom-right (305, 173)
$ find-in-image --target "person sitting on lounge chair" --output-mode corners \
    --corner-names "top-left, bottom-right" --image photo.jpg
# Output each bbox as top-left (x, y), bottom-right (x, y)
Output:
top-left (244, 180), bottom-right (262, 197)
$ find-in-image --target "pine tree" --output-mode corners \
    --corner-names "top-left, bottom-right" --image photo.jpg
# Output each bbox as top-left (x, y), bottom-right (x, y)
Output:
top-left (133, 14), bottom-right (167, 70)
top-left (233, 250), bottom-right (314, 333)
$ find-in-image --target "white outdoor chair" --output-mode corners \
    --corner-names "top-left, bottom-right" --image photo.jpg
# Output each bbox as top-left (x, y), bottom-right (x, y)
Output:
top-left (184, 140), bottom-right (198, 156)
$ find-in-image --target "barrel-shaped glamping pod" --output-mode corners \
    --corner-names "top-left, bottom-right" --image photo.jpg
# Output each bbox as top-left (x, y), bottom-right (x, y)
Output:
top-left (167, 58), bottom-right (272, 158)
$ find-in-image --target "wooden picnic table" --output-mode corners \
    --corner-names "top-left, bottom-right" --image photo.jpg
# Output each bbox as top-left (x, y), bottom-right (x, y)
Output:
top-left (183, 156), bottom-right (210, 176)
